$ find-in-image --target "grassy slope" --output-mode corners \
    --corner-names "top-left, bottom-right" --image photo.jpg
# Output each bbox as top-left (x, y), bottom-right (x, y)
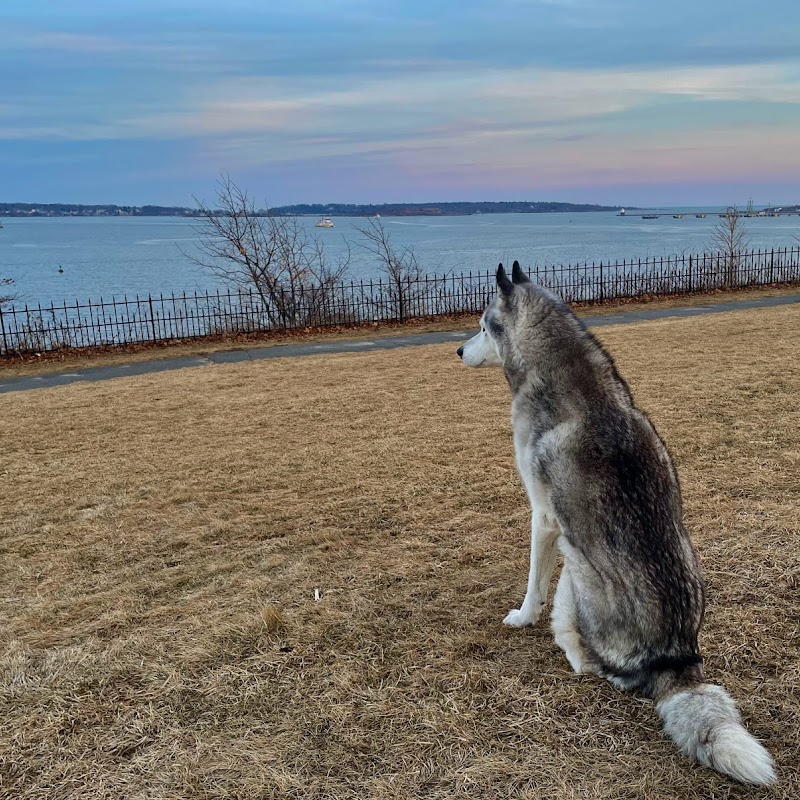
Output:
top-left (1, 305), bottom-right (798, 799)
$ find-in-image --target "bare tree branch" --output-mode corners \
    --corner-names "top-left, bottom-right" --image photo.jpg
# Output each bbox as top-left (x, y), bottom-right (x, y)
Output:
top-left (354, 218), bottom-right (426, 322)
top-left (0, 276), bottom-right (16, 308)
top-left (710, 207), bottom-right (749, 286)
top-left (183, 175), bottom-right (350, 328)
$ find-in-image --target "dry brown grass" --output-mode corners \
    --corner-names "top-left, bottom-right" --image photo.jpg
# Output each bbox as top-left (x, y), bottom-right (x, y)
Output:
top-left (1, 305), bottom-right (798, 799)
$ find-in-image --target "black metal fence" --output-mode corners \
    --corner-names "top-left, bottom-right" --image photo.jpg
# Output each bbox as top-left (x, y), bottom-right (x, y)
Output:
top-left (2, 246), bottom-right (799, 356)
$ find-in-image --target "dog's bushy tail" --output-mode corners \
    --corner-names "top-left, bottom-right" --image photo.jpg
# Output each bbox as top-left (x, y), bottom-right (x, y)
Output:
top-left (656, 682), bottom-right (775, 785)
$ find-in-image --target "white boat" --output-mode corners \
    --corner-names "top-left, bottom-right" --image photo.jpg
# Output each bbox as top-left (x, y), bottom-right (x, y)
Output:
top-left (315, 217), bottom-right (334, 228)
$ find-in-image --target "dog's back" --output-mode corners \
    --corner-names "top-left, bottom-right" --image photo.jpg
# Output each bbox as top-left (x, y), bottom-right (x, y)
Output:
top-left (546, 399), bottom-right (706, 692)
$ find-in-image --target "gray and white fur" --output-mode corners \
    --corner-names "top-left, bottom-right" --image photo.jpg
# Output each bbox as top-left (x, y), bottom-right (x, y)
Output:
top-left (457, 262), bottom-right (775, 785)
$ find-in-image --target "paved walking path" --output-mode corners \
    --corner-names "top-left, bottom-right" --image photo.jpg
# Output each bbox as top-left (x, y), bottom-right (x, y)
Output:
top-left (2, 293), bottom-right (799, 394)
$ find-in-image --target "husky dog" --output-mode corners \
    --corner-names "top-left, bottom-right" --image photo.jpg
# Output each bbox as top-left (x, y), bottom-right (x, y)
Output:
top-left (456, 262), bottom-right (775, 785)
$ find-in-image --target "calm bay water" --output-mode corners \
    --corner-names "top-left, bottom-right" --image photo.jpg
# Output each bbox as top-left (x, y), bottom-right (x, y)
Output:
top-left (2, 211), bottom-right (799, 308)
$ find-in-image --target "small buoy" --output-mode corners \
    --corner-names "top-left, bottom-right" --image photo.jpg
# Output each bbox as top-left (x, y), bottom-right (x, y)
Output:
top-left (58, 265), bottom-right (64, 273)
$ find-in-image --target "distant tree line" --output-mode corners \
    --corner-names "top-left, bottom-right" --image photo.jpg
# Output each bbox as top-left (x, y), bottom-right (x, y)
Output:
top-left (6, 199), bottom-right (799, 220)
top-left (0, 203), bottom-right (196, 217)
top-left (270, 201), bottom-right (621, 216)
top-left (0, 200), bottom-right (623, 218)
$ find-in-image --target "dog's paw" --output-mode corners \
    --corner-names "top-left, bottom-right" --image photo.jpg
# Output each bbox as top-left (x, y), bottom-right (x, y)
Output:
top-left (503, 608), bottom-right (536, 628)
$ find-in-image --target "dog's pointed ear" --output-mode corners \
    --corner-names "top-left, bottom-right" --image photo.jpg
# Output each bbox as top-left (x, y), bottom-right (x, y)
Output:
top-left (497, 263), bottom-right (514, 298)
top-left (511, 260), bottom-right (530, 284)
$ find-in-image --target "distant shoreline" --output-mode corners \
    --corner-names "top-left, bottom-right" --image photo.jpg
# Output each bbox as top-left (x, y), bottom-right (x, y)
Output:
top-left (0, 201), bottom-right (625, 219)
top-left (4, 202), bottom-right (797, 220)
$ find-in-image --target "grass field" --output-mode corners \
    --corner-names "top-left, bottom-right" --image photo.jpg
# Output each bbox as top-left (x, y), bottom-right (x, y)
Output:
top-left (1, 305), bottom-right (798, 799)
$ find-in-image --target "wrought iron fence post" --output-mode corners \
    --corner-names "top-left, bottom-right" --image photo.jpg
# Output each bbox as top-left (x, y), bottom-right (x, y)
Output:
top-left (147, 295), bottom-right (158, 343)
top-left (0, 305), bottom-right (8, 354)
top-left (598, 261), bottom-right (604, 303)
top-left (397, 278), bottom-right (405, 323)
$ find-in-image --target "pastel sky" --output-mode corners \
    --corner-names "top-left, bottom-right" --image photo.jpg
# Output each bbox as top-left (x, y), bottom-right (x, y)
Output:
top-left (2, 1), bottom-right (800, 206)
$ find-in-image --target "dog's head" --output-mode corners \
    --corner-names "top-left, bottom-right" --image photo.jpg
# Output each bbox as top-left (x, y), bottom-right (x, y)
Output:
top-left (456, 261), bottom-right (530, 368)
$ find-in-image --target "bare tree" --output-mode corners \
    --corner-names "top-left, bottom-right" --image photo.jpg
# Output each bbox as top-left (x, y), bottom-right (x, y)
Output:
top-left (710, 206), bottom-right (749, 287)
top-left (186, 175), bottom-right (350, 329)
top-left (354, 217), bottom-right (427, 322)
top-left (0, 277), bottom-right (16, 309)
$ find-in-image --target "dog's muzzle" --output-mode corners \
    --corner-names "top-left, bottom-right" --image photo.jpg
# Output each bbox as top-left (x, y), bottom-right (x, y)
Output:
top-left (456, 345), bottom-right (464, 359)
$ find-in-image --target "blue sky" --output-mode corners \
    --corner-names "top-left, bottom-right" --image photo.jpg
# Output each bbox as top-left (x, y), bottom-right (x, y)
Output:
top-left (2, 1), bottom-right (799, 206)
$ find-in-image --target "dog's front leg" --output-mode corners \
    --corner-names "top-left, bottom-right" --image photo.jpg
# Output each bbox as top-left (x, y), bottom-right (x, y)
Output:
top-left (504, 513), bottom-right (559, 627)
